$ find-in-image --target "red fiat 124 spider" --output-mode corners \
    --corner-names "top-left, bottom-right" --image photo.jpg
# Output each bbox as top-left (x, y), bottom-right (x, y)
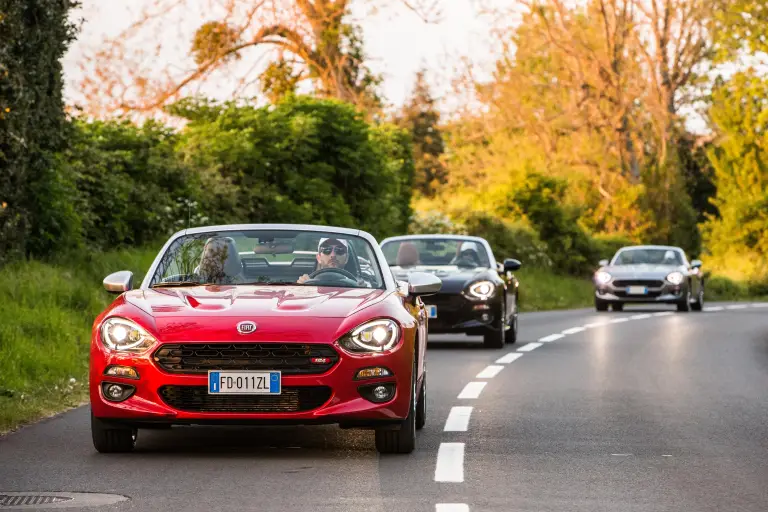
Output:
top-left (90, 224), bottom-right (441, 454)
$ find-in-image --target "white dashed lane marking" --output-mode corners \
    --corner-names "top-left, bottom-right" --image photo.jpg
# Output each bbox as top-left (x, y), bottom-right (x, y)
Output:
top-left (631, 314), bottom-right (652, 320)
top-left (654, 312), bottom-right (673, 316)
top-left (436, 504), bottom-right (469, 512)
top-left (609, 317), bottom-right (630, 323)
top-left (435, 443), bottom-right (465, 482)
top-left (476, 365), bottom-right (505, 379)
top-left (539, 333), bottom-right (564, 342)
top-left (457, 382), bottom-right (487, 399)
top-left (517, 342), bottom-right (542, 352)
top-left (562, 326), bottom-right (586, 334)
top-left (496, 352), bottom-right (524, 364)
top-left (704, 306), bottom-right (723, 311)
top-left (443, 406), bottom-right (473, 432)
top-left (727, 304), bottom-right (748, 310)
top-left (752, 303), bottom-right (768, 308)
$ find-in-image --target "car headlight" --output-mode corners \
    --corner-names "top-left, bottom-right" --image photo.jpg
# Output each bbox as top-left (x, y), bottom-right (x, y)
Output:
top-left (339, 319), bottom-right (400, 353)
top-left (467, 281), bottom-right (495, 300)
top-left (595, 271), bottom-right (612, 284)
top-left (666, 271), bottom-right (684, 285)
top-left (100, 317), bottom-right (157, 353)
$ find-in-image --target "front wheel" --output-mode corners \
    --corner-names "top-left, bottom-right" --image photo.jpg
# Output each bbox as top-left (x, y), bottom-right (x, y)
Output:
top-left (505, 307), bottom-right (518, 344)
top-left (415, 371), bottom-right (426, 430)
top-left (375, 357), bottom-right (417, 454)
top-left (91, 413), bottom-right (137, 453)
top-left (691, 288), bottom-right (704, 311)
top-left (595, 297), bottom-right (609, 311)
top-left (677, 289), bottom-right (692, 312)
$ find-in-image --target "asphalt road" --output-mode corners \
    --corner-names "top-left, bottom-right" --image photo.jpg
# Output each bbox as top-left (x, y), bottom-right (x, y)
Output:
top-left (1, 302), bottom-right (767, 511)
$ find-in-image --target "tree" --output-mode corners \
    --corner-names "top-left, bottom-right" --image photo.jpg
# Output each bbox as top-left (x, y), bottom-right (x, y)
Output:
top-left (0, 0), bottom-right (80, 262)
top-left (78, 0), bottom-right (440, 118)
top-left (397, 70), bottom-right (446, 197)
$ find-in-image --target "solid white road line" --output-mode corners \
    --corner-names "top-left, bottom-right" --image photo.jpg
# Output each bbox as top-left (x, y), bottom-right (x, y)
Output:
top-left (562, 326), bottom-right (586, 334)
top-left (751, 303), bottom-right (768, 308)
top-left (517, 342), bottom-right (542, 352)
top-left (727, 304), bottom-right (748, 310)
top-left (436, 504), bottom-right (470, 512)
top-left (443, 406), bottom-right (473, 432)
top-left (654, 311), bottom-right (673, 316)
top-left (584, 322), bottom-right (608, 328)
top-left (457, 382), bottom-right (487, 399)
top-left (609, 317), bottom-right (630, 323)
top-left (435, 443), bottom-right (465, 482)
top-left (496, 352), bottom-right (524, 364)
top-left (631, 314), bottom-right (652, 320)
top-left (704, 306), bottom-right (723, 312)
top-left (476, 365), bottom-right (505, 379)
top-left (539, 333), bottom-right (564, 342)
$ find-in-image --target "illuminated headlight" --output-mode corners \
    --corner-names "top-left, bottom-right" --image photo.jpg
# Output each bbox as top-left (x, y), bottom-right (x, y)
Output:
top-left (339, 319), bottom-right (400, 353)
top-left (595, 271), bottom-right (612, 284)
top-left (100, 317), bottom-right (157, 353)
top-left (468, 281), bottom-right (495, 300)
top-left (666, 271), bottom-right (684, 285)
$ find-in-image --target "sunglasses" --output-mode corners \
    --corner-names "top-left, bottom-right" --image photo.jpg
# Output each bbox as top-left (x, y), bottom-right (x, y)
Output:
top-left (320, 245), bottom-right (347, 255)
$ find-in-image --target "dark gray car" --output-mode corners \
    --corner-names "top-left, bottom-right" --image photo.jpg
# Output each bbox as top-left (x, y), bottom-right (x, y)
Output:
top-left (593, 245), bottom-right (704, 312)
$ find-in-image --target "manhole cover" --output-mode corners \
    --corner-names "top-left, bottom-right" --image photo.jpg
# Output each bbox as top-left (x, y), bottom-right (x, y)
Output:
top-left (0, 492), bottom-right (128, 509)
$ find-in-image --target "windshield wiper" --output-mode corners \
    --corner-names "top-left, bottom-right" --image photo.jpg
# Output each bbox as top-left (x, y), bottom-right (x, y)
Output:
top-left (151, 281), bottom-right (203, 288)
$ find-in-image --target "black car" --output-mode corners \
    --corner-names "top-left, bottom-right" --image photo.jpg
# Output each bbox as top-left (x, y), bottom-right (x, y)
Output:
top-left (380, 235), bottom-right (522, 348)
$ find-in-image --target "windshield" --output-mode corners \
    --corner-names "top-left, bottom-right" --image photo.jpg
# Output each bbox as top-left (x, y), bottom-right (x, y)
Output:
top-left (612, 248), bottom-right (683, 266)
top-left (381, 238), bottom-right (491, 270)
top-left (149, 229), bottom-right (384, 289)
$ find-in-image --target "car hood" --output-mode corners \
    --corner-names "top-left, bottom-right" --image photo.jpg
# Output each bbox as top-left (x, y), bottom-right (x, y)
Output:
top-left (603, 264), bottom-right (684, 279)
top-left (391, 266), bottom-right (494, 293)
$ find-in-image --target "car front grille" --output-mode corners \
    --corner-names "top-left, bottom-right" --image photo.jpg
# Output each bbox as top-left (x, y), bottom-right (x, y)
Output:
top-left (153, 343), bottom-right (339, 375)
top-left (614, 290), bottom-right (664, 298)
top-left (158, 385), bottom-right (332, 413)
top-left (613, 279), bottom-right (665, 288)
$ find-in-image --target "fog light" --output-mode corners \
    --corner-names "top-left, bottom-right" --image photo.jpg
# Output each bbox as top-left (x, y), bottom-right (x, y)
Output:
top-left (358, 382), bottom-right (396, 403)
top-left (355, 367), bottom-right (392, 380)
top-left (101, 382), bottom-right (135, 402)
top-left (373, 385), bottom-right (390, 401)
top-left (104, 365), bottom-right (139, 379)
top-left (481, 313), bottom-right (491, 322)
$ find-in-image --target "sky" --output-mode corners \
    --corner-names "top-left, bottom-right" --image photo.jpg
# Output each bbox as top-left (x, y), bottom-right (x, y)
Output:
top-left (61, 0), bottom-right (510, 116)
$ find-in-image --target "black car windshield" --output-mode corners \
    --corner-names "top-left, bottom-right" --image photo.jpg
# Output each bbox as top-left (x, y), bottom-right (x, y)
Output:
top-left (148, 229), bottom-right (384, 289)
top-left (612, 248), bottom-right (683, 266)
top-left (381, 238), bottom-right (491, 270)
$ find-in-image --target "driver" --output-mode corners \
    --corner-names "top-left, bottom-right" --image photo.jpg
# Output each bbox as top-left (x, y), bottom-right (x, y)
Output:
top-left (297, 237), bottom-right (353, 284)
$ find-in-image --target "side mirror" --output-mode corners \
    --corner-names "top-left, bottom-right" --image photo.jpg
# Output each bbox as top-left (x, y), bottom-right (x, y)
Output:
top-left (496, 262), bottom-right (504, 273)
top-left (103, 271), bottom-right (134, 294)
top-left (691, 259), bottom-right (702, 269)
top-left (407, 272), bottom-right (442, 296)
top-left (503, 258), bottom-right (522, 272)
top-left (599, 259), bottom-right (609, 267)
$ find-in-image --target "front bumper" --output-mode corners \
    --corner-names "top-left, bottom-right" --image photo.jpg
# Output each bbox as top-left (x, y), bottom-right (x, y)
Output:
top-left (90, 341), bottom-right (413, 428)
top-left (421, 292), bottom-right (502, 333)
top-left (595, 279), bottom-right (687, 303)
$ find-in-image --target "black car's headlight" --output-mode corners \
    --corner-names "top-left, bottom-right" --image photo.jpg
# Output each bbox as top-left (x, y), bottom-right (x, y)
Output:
top-left (467, 280), bottom-right (495, 300)
top-left (339, 319), bottom-right (400, 353)
top-left (665, 271), bottom-right (684, 285)
top-left (100, 317), bottom-right (157, 353)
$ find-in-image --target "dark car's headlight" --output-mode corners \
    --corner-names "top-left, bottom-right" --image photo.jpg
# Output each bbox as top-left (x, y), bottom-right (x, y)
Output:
top-left (595, 271), bottom-right (612, 284)
top-left (665, 271), bottom-right (684, 285)
top-left (339, 319), bottom-right (400, 353)
top-left (100, 317), bottom-right (157, 353)
top-left (467, 280), bottom-right (495, 300)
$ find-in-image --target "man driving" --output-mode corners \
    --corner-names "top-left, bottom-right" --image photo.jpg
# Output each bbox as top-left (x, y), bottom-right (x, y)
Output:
top-left (297, 237), bottom-right (351, 284)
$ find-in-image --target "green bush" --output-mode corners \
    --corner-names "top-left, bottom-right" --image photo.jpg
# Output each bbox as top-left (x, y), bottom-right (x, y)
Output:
top-left (459, 212), bottom-right (552, 268)
top-left (591, 233), bottom-right (636, 263)
top-left (705, 275), bottom-right (749, 300)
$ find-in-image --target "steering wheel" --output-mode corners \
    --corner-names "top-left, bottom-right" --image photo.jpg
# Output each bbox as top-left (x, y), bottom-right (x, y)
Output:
top-left (303, 267), bottom-right (359, 284)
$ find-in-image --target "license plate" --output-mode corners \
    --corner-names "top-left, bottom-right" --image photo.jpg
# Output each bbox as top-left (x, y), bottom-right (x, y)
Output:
top-left (208, 371), bottom-right (281, 394)
top-left (426, 305), bottom-right (437, 318)
top-left (626, 286), bottom-right (648, 295)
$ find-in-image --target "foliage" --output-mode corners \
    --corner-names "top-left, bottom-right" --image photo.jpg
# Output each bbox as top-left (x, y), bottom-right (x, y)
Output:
top-left (0, 0), bottom-right (80, 263)
top-left (172, 95), bottom-right (414, 240)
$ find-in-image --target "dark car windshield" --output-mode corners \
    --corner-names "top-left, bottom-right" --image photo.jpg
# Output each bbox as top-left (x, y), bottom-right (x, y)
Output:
top-left (381, 238), bottom-right (491, 270)
top-left (612, 248), bottom-right (683, 266)
top-left (148, 229), bottom-right (384, 289)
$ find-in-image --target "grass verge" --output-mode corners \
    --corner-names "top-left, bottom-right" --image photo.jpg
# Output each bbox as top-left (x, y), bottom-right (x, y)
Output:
top-left (516, 267), bottom-right (594, 312)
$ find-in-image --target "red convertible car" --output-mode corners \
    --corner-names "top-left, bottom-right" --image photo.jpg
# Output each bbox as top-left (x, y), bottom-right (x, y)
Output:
top-left (90, 224), bottom-right (441, 454)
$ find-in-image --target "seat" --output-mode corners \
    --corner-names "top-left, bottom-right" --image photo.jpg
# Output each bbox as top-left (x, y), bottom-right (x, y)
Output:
top-left (396, 242), bottom-right (421, 267)
top-left (198, 237), bottom-right (245, 284)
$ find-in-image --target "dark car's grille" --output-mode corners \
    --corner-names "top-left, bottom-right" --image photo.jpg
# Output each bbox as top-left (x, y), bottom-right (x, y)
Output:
top-left (158, 385), bottom-right (332, 413)
top-left (153, 343), bottom-right (339, 375)
top-left (422, 294), bottom-right (466, 311)
top-left (613, 279), bottom-right (665, 288)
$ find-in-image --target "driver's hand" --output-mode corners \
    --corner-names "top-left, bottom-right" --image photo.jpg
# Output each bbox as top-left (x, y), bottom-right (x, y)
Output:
top-left (297, 274), bottom-right (310, 284)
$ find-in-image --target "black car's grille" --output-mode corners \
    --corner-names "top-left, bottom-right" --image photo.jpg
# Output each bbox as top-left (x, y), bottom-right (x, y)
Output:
top-left (153, 343), bottom-right (339, 375)
top-left (158, 385), bottom-right (332, 413)
top-left (613, 279), bottom-right (665, 288)
top-left (422, 294), bottom-right (466, 311)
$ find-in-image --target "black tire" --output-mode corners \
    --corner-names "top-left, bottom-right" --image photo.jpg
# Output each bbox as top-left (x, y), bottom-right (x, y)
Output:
top-left (691, 287), bottom-right (704, 312)
top-left (415, 370), bottom-right (426, 431)
top-left (505, 304), bottom-right (518, 344)
top-left (595, 297), bottom-right (609, 311)
top-left (483, 304), bottom-right (505, 349)
top-left (375, 356), bottom-right (417, 454)
top-left (91, 413), bottom-right (137, 453)
top-left (677, 288), bottom-right (692, 312)
top-left (612, 303), bottom-right (624, 312)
